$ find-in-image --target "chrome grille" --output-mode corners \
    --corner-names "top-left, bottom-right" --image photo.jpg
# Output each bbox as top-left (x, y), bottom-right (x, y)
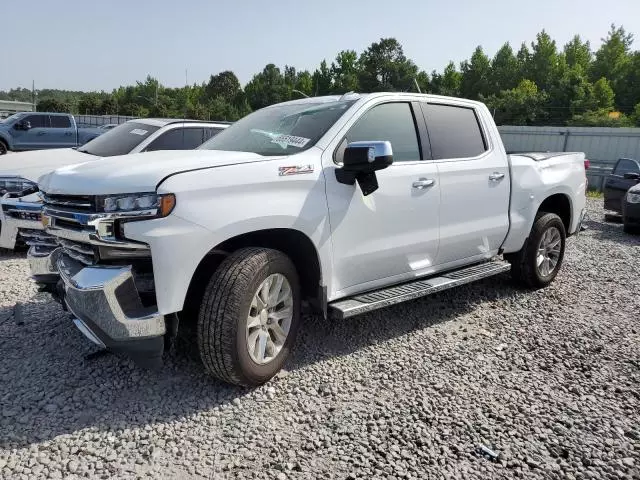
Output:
top-left (41, 192), bottom-right (97, 212)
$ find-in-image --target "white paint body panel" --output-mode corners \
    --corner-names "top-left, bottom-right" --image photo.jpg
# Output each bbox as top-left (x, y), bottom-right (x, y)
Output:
top-left (36, 93), bottom-right (587, 315)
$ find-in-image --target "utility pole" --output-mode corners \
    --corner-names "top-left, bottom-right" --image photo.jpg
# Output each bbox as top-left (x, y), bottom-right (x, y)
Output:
top-left (31, 80), bottom-right (36, 111)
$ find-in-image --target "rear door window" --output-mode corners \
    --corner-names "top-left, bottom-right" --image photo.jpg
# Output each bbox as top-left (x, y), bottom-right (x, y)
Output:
top-left (50, 115), bottom-right (72, 128)
top-left (421, 103), bottom-right (487, 159)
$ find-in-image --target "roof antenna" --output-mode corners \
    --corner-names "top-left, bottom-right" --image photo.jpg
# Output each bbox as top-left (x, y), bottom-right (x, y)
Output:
top-left (413, 78), bottom-right (422, 94)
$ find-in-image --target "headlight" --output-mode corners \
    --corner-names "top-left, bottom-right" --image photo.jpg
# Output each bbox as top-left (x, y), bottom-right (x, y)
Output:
top-left (0, 176), bottom-right (38, 196)
top-left (100, 193), bottom-right (176, 217)
top-left (627, 192), bottom-right (640, 204)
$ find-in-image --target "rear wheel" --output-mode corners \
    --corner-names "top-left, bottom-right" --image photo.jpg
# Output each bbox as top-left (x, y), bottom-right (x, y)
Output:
top-left (508, 213), bottom-right (566, 288)
top-left (0, 140), bottom-right (7, 155)
top-left (197, 247), bottom-right (301, 386)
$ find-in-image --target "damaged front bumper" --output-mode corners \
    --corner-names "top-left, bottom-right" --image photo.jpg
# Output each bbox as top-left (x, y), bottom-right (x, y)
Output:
top-left (0, 198), bottom-right (46, 250)
top-left (56, 251), bottom-right (166, 367)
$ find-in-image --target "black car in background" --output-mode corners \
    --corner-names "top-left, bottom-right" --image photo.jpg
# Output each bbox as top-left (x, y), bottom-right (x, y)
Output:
top-left (621, 183), bottom-right (640, 234)
top-left (603, 158), bottom-right (640, 216)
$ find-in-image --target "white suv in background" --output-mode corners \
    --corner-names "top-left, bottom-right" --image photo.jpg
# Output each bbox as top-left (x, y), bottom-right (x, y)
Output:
top-left (0, 118), bottom-right (230, 251)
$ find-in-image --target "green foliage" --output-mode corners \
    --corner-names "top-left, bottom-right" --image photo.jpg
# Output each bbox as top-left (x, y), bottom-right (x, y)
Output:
top-left (460, 46), bottom-right (491, 100)
top-left (485, 79), bottom-right (548, 125)
top-left (633, 103), bottom-right (640, 126)
top-left (528, 30), bottom-right (561, 92)
top-left (431, 62), bottom-right (462, 97)
top-left (3, 26), bottom-right (639, 127)
top-left (592, 78), bottom-right (615, 110)
top-left (331, 50), bottom-right (360, 93)
top-left (568, 109), bottom-right (634, 127)
top-left (564, 35), bottom-right (592, 71)
top-left (37, 98), bottom-right (71, 113)
top-left (358, 38), bottom-right (418, 92)
top-left (489, 43), bottom-right (520, 95)
top-left (244, 64), bottom-right (289, 110)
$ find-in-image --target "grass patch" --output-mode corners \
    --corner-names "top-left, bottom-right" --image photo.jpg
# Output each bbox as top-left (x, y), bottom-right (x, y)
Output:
top-left (586, 190), bottom-right (603, 199)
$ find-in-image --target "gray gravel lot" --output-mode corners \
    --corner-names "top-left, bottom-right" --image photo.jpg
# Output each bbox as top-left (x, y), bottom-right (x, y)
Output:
top-left (1, 198), bottom-right (639, 479)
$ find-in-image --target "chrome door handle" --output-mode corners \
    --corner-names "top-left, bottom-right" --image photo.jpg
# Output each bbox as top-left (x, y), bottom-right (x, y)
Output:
top-left (489, 172), bottom-right (505, 181)
top-left (412, 178), bottom-right (435, 189)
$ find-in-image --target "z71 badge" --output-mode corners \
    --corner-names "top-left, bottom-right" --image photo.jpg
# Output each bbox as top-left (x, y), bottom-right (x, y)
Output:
top-left (278, 165), bottom-right (314, 176)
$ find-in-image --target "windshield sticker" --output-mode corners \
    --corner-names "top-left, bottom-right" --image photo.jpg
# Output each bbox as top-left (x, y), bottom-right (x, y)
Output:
top-left (270, 134), bottom-right (311, 149)
top-left (129, 128), bottom-right (149, 136)
top-left (279, 165), bottom-right (314, 176)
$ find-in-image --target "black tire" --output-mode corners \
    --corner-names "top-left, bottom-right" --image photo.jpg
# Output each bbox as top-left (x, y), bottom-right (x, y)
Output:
top-left (508, 213), bottom-right (566, 289)
top-left (0, 140), bottom-right (7, 155)
top-left (197, 247), bottom-right (301, 386)
top-left (604, 213), bottom-right (621, 223)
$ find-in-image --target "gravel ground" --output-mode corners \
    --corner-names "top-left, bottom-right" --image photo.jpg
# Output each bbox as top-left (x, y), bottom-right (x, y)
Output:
top-left (1, 198), bottom-right (639, 480)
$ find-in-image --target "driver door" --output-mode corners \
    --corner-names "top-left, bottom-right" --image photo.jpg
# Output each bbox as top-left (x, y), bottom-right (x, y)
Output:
top-left (323, 101), bottom-right (440, 298)
top-left (12, 114), bottom-right (50, 150)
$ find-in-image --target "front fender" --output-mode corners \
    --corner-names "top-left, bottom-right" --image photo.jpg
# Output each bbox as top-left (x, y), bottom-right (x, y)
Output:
top-left (126, 151), bottom-right (332, 314)
top-left (0, 131), bottom-right (13, 150)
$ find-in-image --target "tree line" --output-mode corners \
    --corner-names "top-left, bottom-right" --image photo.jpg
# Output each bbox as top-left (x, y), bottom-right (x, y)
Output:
top-left (2, 25), bottom-right (639, 127)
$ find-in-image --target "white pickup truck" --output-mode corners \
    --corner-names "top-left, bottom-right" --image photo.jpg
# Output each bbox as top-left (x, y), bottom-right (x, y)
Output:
top-left (0, 118), bottom-right (229, 251)
top-left (32, 93), bottom-right (587, 386)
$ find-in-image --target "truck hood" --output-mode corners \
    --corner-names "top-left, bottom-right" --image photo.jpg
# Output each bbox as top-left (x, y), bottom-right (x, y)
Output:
top-left (38, 150), bottom-right (272, 195)
top-left (0, 148), bottom-right (94, 182)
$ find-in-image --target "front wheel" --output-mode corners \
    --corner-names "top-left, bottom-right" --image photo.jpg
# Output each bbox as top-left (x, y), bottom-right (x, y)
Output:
top-left (0, 140), bottom-right (7, 155)
top-left (197, 247), bottom-right (301, 386)
top-left (508, 213), bottom-right (566, 288)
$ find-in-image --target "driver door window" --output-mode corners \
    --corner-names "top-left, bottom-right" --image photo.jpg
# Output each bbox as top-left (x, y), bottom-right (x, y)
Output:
top-left (337, 102), bottom-right (422, 163)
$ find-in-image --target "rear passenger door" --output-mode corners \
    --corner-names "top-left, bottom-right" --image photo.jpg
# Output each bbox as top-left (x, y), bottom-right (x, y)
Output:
top-left (604, 159), bottom-right (640, 213)
top-left (421, 102), bottom-right (510, 267)
top-left (48, 115), bottom-right (76, 148)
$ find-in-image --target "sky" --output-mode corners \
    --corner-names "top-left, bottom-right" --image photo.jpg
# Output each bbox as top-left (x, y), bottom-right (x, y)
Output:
top-left (3, 0), bottom-right (640, 92)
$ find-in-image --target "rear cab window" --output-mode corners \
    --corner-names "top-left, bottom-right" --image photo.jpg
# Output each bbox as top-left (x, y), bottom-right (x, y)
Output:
top-left (421, 103), bottom-right (487, 160)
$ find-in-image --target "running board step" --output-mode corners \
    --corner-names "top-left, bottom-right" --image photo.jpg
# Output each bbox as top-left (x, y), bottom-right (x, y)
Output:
top-left (328, 260), bottom-right (511, 319)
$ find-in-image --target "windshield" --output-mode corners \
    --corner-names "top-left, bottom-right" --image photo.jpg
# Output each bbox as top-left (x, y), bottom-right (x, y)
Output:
top-left (78, 122), bottom-right (161, 157)
top-left (0, 113), bottom-right (26, 124)
top-left (200, 100), bottom-right (356, 156)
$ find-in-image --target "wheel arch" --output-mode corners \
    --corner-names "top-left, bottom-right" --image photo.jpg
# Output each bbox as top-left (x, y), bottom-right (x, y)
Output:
top-left (181, 228), bottom-right (325, 326)
top-left (537, 193), bottom-right (572, 233)
top-left (0, 134), bottom-right (10, 151)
